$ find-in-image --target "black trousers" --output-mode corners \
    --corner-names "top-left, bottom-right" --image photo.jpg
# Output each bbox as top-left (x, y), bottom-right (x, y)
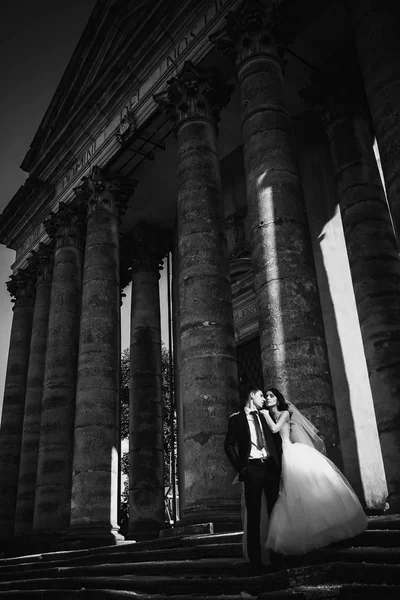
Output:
top-left (244, 457), bottom-right (280, 566)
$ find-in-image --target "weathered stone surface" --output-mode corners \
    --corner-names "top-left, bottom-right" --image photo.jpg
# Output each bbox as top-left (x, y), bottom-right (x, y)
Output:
top-left (129, 232), bottom-right (167, 537)
top-left (14, 249), bottom-right (53, 537)
top-left (326, 111), bottom-right (400, 511)
top-left (70, 167), bottom-right (135, 543)
top-left (231, 32), bottom-right (338, 450)
top-left (0, 272), bottom-right (35, 541)
top-left (352, 0), bottom-right (400, 237)
top-left (34, 211), bottom-right (84, 536)
top-left (155, 62), bottom-right (240, 525)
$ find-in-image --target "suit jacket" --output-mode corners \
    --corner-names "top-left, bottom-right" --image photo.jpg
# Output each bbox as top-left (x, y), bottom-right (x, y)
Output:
top-left (224, 409), bottom-right (282, 481)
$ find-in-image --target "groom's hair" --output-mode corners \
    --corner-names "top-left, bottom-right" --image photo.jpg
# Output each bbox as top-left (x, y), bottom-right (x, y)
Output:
top-left (246, 388), bottom-right (261, 400)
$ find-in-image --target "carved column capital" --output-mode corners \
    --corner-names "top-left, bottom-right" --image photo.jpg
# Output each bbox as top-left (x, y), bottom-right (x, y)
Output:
top-left (153, 61), bottom-right (234, 130)
top-left (210, 0), bottom-right (292, 66)
top-left (6, 270), bottom-right (36, 308)
top-left (130, 223), bottom-right (171, 275)
top-left (299, 52), bottom-right (371, 128)
top-left (44, 200), bottom-right (86, 250)
top-left (27, 242), bottom-right (54, 284)
top-left (74, 165), bottom-right (138, 218)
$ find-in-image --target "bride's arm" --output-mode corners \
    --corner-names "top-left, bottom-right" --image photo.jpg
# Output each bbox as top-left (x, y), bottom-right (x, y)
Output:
top-left (260, 409), bottom-right (289, 433)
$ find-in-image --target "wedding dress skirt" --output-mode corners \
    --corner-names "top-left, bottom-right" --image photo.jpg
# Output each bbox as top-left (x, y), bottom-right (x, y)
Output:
top-left (266, 441), bottom-right (368, 555)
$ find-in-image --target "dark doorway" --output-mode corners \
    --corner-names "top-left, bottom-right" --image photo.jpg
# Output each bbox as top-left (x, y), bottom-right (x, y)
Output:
top-left (236, 336), bottom-right (263, 405)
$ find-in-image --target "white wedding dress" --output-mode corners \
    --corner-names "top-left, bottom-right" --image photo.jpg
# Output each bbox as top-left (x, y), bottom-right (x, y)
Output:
top-left (266, 421), bottom-right (368, 555)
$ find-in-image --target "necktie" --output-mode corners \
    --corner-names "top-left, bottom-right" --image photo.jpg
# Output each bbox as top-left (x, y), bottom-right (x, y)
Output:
top-left (250, 410), bottom-right (265, 450)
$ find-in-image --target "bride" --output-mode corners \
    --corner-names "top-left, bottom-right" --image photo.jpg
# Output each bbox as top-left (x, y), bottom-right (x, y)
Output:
top-left (260, 388), bottom-right (367, 556)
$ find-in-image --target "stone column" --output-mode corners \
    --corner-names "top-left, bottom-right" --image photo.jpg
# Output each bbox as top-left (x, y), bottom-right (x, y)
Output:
top-left (128, 223), bottom-right (170, 539)
top-left (14, 244), bottom-right (53, 537)
top-left (33, 201), bottom-right (85, 537)
top-left (69, 166), bottom-right (136, 543)
top-left (154, 61), bottom-right (241, 526)
top-left (302, 63), bottom-right (400, 511)
top-left (351, 0), bottom-right (400, 236)
top-left (0, 271), bottom-right (35, 541)
top-left (211, 2), bottom-right (340, 453)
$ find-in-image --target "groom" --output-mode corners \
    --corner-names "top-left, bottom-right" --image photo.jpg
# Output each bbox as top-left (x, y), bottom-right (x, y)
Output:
top-left (224, 388), bottom-right (282, 574)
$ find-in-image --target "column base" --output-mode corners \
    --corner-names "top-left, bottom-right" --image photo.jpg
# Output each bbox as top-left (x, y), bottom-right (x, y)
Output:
top-left (126, 522), bottom-right (165, 541)
top-left (1, 531), bottom-right (66, 558)
top-left (178, 505), bottom-right (241, 526)
top-left (164, 505), bottom-right (242, 538)
top-left (66, 524), bottom-right (124, 546)
top-left (159, 521), bottom-right (215, 539)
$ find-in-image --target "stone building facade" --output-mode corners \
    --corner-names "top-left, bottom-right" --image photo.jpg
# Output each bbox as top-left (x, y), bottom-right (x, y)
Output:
top-left (0, 0), bottom-right (398, 550)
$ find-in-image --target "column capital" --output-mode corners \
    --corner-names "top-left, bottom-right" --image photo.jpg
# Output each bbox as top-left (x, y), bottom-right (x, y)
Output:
top-left (130, 223), bottom-right (171, 275)
top-left (27, 242), bottom-right (54, 284)
top-left (210, 0), bottom-right (292, 66)
top-left (44, 200), bottom-right (86, 250)
top-left (299, 52), bottom-right (371, 128)
top-left (6, 270), bottom-right (36, 308)
top-left (74, 165), bottom-right (138, 218)
top-left (153, 61), bottom-right (234, 130)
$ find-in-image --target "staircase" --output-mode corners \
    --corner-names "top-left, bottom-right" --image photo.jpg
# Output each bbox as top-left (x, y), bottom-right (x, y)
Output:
top-left (0, 516), bottom-right (398, 599)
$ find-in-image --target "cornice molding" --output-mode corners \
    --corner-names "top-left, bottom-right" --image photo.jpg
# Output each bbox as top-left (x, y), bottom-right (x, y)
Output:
top-left (20, 0), bottom-right (197, 176)
top-left (2, 0), bottom-right (240, 271)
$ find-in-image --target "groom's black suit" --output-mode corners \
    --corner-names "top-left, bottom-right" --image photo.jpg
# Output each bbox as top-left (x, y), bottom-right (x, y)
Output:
top-left (225, 409), bottom-right (282, 568)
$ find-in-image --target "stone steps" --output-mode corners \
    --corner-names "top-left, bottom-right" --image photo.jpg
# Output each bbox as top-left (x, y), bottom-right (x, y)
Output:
top-left (1, 538), bottom-right (398, 578)
top-left (0, 594), bottom-right (257, 600)
top-left (0, 563), bottom-right (331, 596)
top-left (259, 583), bottom-right (400, 599)
top-left (0, 542), bottom-right (243, 574)
top-left (0, 593), bottom-right (257, 600)
top-left (0, 517), bottom-right (398, 599)
top-left (0, 560), bottom-right (399, 596)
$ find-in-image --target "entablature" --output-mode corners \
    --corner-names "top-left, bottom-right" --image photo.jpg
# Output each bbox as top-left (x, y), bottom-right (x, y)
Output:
top-left (5, 0), bottom-right (241, 272)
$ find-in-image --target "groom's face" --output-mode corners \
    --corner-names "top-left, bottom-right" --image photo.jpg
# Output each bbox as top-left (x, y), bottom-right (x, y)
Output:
top-left (252, 390), bottom-right (265, 410)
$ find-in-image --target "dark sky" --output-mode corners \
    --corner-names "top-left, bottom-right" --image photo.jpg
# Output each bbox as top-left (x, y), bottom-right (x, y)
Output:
top-left (0, 0), bottom-right (98, 211)
top-left (0, 0), bottom-right (98, 406)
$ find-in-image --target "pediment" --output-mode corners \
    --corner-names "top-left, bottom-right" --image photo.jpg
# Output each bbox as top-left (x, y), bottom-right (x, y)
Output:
top-left (21, 0), bottom-right (166, 172)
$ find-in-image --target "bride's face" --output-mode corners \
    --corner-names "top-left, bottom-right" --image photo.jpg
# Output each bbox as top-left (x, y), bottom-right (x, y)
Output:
top-left (265, 390), bottom-right (277, 408)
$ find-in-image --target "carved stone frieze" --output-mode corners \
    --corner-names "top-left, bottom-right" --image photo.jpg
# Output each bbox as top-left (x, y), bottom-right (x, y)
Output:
top-left (130, 222), bottom-right (172, 275)
top-left (210, 0), bottom-right (292, 65)
top-left (116, 109), bottom-right (136, 145)
top-left (153, 61), bottom-right (234, 129)
top-left (74, 165), bottom-right (138, 217)
top-left (44, 200), bottom-right (86, 250)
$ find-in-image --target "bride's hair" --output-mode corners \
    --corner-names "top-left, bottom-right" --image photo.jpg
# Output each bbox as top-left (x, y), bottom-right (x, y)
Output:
top-left (266, 387), bottom-right (290, 412)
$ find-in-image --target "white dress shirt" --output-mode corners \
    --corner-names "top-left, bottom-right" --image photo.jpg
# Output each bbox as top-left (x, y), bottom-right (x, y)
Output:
top-left (244, 406), bottom-right (269, 459)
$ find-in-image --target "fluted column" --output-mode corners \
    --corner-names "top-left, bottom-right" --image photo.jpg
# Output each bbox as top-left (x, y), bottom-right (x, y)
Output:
top-left (33, 201), bottom-right (85, 537)
top-left (128, 223), bottom-right (170, 539)
top-left (154, 62), bottom-right (241, 526)
top-left (302, 63), bottom-right (400, 510)
top-left (0, 271), bottom-right (35, 541)
top-left (351, 0), bottom-right (400, 236)
top-left (211, 1), bottom-right (340, 454)
top-left (69, 166), bottom-right (136, 543)
top-left (14, 244), bottom-right (53, 537)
